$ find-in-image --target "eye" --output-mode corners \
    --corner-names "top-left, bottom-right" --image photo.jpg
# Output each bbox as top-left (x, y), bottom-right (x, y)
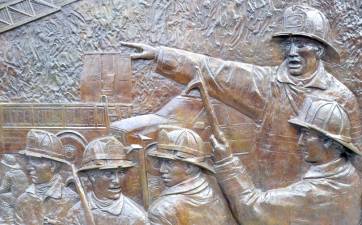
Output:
top-left (119, 168), bottom-right (126, 174)
top-left (300, 128), bottom-right (310, 136)
top-left (297, 43), bottom-right (304, 48)
top-left (280, 42), bottom-right (291, 49)
top-left (283, 39), bottom-right (291, 45)
top-left (167, 160), bottom-right (174, 166)
top-left (104, 171), bottom-right (113, 177)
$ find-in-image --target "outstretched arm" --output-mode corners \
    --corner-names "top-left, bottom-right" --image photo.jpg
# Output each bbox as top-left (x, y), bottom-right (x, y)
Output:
top-left (122, 42), bottom-right (271, 121)
top-left (121, 42), bottom-right (204, 85)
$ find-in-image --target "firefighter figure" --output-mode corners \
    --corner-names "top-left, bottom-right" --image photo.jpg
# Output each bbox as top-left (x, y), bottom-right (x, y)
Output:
top-left (122, 5), bottom-right (362, 189)
top-left (147, 127), bottom-right (238, 225)
top-left (66, 136), bottom-right (148, 225)
top-left (0, 154), bottom-right (28, 224)
top-left (210, 99), bottom-right (362, 225)
top-left (14, 129), bottom-right (79, 225)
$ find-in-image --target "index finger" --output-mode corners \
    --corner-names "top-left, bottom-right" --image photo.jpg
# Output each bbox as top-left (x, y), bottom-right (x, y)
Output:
top-left (120, 41), bottom-right (144, 50)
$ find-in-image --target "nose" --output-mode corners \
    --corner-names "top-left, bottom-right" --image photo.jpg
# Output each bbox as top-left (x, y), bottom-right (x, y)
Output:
top-left (288, 42), bottom-right (298, 57)
top-left (160, 160), bottom-right (168, 173)
top-left (26, 164), bottom-right (34, 172)
top-left (297, 133), bottom-right (305, 146)
top-left (111, 171), bottom-right (121, 184)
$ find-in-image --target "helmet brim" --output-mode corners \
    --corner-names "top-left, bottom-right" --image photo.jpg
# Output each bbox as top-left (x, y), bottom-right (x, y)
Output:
top-left (289, 118), bottom-right (361, 156)
top-left (272, 32), bottom-right (340, 64)
top-left (19, 149), bottom-right (67, 164)
top-left (147, 147), bottom-right (215, 173)
top-left (78, 160), bottom-right (135, 172)
top-left (0, 160), bottom-right (21, 169)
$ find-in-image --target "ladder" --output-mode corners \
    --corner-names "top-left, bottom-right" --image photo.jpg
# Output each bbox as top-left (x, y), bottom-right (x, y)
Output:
top-left (0, 0), bottom-right (79, 33)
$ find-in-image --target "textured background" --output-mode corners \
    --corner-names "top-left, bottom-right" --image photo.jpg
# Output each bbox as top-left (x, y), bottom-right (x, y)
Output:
top-left (0, 0), bottom-right (360, 115)
top-left (0, 0), bottom-right (360, 211)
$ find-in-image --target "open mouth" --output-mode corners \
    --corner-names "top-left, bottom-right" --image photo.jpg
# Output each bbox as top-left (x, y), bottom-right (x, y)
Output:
top-left (288, 59), bottom-right (302, 69)
top-left (288, 60), bottom-right (301, 68)
top-left (301, 148), bottom-right (309, 157)
top-left (161, 175), bottom-right (170, 181)
top-left (108, 187), bottom-right (121, 193)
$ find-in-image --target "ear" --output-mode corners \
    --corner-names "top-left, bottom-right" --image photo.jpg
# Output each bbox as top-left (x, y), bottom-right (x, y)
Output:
top-left (185, 163), bottom-right (193, 175)
top-left (185, 163), bottom-right (199, 175)
top-left (322, 138), bottom-right (333, 149)
top-left (316, 45), bottom-right (325, 59)
top-left (86, 171), bottom-right (96, 183)
top-left (50, 161), bottom-right (57, 173)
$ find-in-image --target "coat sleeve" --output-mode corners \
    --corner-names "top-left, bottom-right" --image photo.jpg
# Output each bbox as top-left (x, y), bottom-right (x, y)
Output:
top-left (148, 211), bottom-right (173, 225)
top-left (346, 96), bottom-right (362, 152)
top-left (64, 204), bottom-right (85, 225)
top-left (0, 172), bottom-right (11, 193)
top-left (155, 46), bottom-right (273, 122)
top-left (215, 157), bottom-right (315, 225)
top-left (14, 198), bottom-right (27, 225)
top-left (148, 199), bottom-right (177, 225)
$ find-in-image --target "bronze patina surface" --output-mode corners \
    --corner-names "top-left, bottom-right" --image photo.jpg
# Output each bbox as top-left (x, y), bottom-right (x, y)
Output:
top-left (0, 1), bottom-right (361, 224)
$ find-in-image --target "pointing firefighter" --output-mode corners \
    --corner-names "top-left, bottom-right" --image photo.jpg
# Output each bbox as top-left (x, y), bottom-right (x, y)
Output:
top-left (122, 5), bottom-right (362, 189)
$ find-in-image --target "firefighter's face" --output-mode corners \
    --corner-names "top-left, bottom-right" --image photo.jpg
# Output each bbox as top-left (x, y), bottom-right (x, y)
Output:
top-left (27, 157), bottom-right (55, 184)
top-left (88, 168), bottom-right (127, 200)
top-left (64, 144), bottom-right (77, 161)
top-left (281, 37), bottom-right (323, 77)
top-left (297, 128), bottom-right (325, 163)
top-left (159, 158), bottom-right (190, 187)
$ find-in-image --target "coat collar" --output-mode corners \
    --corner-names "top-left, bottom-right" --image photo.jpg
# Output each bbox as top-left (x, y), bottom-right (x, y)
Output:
top-left (276, 60), bottom-right (329, 90)
top-left (89, 192), bottom-right (124, 216)
top-left (160, 172), bottom-right (208, 197)
top-left (26, 174), bottom-right (63, 200)
top-left (303, 158), bottom-right (352, 179)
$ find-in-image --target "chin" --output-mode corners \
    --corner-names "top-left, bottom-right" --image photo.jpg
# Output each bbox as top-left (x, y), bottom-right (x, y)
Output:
top-left (31, 176), bottom-right (48, 184)
top-left (288, 68), bottom-right (304, 76)
top-left (162, 180), bottom-right (172, 187)
top-left (304, 158), bottom-right (318, 164)
top-left (31, 178), bottom-right (40, 184)
top-left (107, 193), bottom-right (121, 200)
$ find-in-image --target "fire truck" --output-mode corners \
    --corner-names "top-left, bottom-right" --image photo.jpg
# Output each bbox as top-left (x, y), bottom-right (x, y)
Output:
top-left (0, 98), bottom-right (132, 160)
top-left (0, 52), bottom-right (133, 167)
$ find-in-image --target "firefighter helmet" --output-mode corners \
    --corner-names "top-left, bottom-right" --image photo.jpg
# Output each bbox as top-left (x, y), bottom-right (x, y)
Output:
top-left (272, 5), bottom-right (339, 63)
top-left (78, 136), bottom-right (135, 172)
top-left (148, 127), bottom-right (215, 173)
top-left (289, 100), bottom-right (361, 155)
top-left (1, 154), bottom-right (21, 169)
top-left (19, 129), bottom-right (66, 163)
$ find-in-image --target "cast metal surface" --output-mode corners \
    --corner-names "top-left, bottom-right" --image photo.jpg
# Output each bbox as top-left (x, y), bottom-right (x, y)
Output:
top-left (0, 0), bottom-right (79, 33)
top-left (0, 1), bottom-right (361, 224)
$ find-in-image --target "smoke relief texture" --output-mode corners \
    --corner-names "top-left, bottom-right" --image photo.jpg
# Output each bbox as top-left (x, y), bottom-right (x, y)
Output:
top-left (0, 0), bottom-right (360, 115)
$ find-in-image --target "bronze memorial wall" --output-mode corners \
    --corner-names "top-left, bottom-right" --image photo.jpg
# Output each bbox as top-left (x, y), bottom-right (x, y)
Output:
top-left (0, 0), bottom-right (361, 224)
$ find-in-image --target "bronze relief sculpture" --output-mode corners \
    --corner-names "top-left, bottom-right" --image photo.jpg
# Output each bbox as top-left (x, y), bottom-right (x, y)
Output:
top-left (0, 1), bottom-right (361, 225)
